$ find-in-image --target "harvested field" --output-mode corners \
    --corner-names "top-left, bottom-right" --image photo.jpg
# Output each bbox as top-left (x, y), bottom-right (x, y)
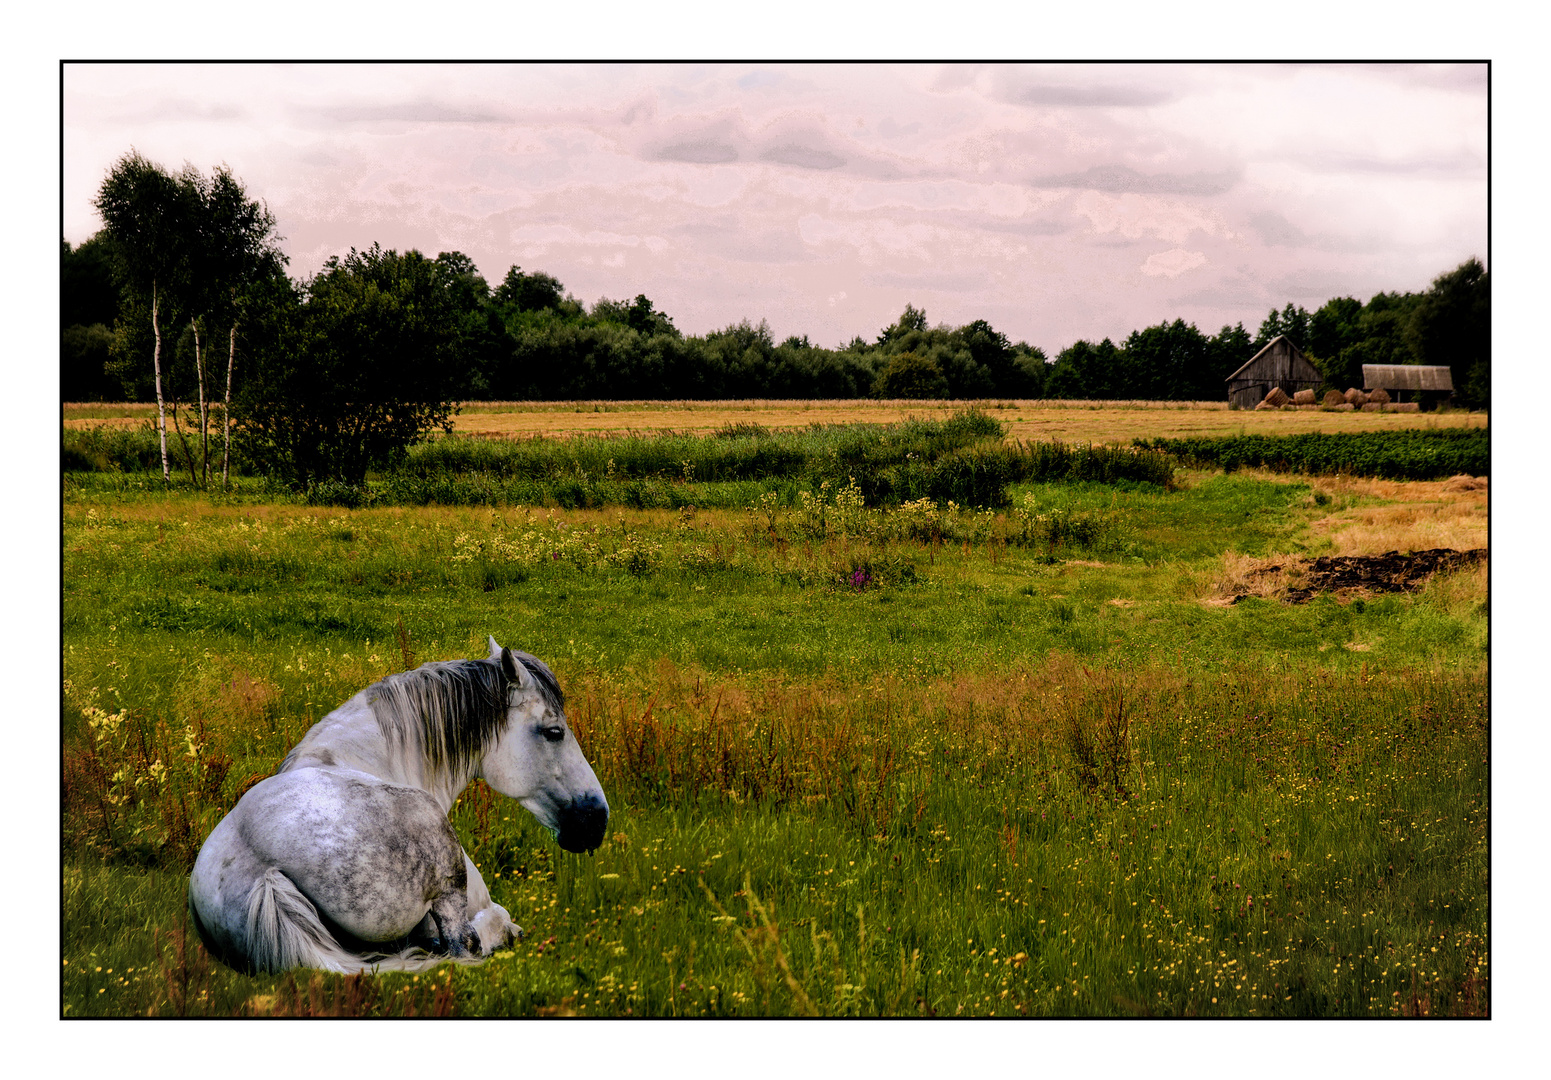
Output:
top-left (64, 399), bottom-right (1488, 446)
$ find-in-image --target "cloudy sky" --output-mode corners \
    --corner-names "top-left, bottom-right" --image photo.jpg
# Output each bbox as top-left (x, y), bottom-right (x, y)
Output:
top-left (63, 62), bottom-right (1486, 353)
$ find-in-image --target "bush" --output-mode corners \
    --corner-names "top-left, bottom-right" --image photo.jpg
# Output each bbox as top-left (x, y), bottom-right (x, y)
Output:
top-left (1138, 429), bottom-right (1487, 480)
top-left (926, 443), bottom-right (1017, 507)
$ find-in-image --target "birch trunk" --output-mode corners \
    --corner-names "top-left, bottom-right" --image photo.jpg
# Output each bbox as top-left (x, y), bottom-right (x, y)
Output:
top-left (222, 320), bottom-right (236, 490)
top-left (192, 316), bottom-right (207, 487)
top-left (152, 283), bottom-right (169, 482)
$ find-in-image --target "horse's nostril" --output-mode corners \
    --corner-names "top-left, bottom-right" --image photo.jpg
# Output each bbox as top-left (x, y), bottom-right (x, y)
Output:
top-left (557, 796), bottom-right (609, 852)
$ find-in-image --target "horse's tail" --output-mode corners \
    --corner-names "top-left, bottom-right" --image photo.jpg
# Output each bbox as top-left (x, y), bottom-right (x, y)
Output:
top-left (244, 867), bottom-right (361, 975)
top-left (244, 867), bottom-right (477, 975)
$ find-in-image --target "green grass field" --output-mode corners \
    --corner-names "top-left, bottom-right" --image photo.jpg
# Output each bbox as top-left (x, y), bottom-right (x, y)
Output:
top-left (61, 438), bottom-right (1488, 1016)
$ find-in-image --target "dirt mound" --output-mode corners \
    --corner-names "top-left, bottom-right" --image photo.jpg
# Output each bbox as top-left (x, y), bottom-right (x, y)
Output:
top-left (1230, 548), bottom-right (1486, 604)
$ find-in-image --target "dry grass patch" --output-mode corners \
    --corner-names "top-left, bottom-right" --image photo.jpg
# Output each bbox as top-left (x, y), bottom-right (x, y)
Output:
top-left (1416, 558), bottom-right (1489, 620)
top-left (1208, 550), bottom-right (1303, 603)
top-left (1290, 472), bottom-right (1487, 558)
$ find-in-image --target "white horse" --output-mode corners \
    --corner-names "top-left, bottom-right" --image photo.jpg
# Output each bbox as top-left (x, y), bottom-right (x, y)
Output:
top-left (188, 638), bottom-right (608, 974)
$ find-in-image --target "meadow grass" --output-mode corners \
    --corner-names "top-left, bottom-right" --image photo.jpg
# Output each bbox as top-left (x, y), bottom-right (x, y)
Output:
top-left (60, 463), bottom-right (1487, 1017)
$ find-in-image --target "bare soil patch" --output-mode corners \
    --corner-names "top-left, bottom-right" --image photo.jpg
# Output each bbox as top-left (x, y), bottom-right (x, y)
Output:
top-left (1229, 548), bottom-right (1487, 605)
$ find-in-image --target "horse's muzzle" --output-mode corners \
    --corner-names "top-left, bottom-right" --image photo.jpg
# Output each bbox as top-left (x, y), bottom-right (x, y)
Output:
top-left (556, 794), bottom-right (609, 853)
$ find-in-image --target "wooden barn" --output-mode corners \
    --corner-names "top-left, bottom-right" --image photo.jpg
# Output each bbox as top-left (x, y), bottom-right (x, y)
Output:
top-left (1363, 364), bottom-right (1455, 408)
top-left (1225, 336), bottom-right (1322, 410)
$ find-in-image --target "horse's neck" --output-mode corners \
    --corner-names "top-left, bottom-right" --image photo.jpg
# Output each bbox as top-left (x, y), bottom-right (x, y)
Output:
top-left (290, 694), bottom-right (477, 814)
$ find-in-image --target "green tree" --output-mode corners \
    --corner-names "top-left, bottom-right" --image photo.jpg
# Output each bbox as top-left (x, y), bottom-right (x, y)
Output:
top-left (1208, 323), bottom-right (1254, 398)
top-left (1009, 343), bottom-right (1050, 397)
top-left (873, 351), bottom-right (948, 399)
top-left (62, 235), bottom-right (119, 330)
top-left (1254, 303), bottom-right (1311, 351)
top-left (62, 235), bottom-right (122, 401)
top-left (1045, 338), bottom-right (1122, 399)
top-left (1407, 257), bottom-right (1488, 408)
top-left (234, 246), bottom-right (466, 485)
top-left (877, 304), bottom-right (929, 347)
top-left (494, 265), bottom-right (566, 313)
top-left (1122, 319), bottom-right (1213, 400)
top-left (625, 294), bottom-right (679, 337)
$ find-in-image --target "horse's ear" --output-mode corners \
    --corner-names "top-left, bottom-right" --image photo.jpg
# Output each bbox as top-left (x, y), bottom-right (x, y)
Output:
top-left (500, 647), bottom-right (532, 690)
top-left (487, 636), bottom-right (503, 661)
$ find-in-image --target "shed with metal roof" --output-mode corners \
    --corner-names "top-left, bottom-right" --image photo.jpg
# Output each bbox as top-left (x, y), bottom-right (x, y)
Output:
top-left (1362, 365), bottom-right (1455, 393)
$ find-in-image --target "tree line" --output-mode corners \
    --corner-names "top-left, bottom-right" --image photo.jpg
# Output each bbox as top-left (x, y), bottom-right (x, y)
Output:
top-left (65, 151), bottom-right (1487, 486)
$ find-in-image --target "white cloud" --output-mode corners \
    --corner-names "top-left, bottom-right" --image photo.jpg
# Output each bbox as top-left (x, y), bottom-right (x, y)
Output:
top-left (1140, 249), bottom-right (1208, 278)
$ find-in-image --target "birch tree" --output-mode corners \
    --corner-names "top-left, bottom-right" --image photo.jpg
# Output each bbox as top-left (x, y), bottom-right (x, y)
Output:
top-left (92, 152), bottom-right (193, 482)
top-left (199, 166), bottom-right (284, 489)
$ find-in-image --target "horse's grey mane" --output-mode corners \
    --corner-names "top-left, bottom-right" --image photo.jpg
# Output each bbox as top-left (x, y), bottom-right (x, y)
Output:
top-left (366, 652), bottom-right (563, 776)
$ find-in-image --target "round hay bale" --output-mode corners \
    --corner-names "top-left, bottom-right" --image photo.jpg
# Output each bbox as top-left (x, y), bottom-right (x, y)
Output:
top-left (1263, 386), bottom-right (1290, 407)
top-left (1332, 402), bottom-right (1355, 411)
top-left (1361, 402), bottom-right (1384, 412)
top-left (1292, 389), bottom-right (1317, 405)
top-left (1388, 401), bottom-right (1419, 413)
top-left (1367, 387), bottom-right (1391, 405)
top-left (1344, 387), bottom-right (1367, 407)
top-left (1323, 389), bottom-right (1346, 407)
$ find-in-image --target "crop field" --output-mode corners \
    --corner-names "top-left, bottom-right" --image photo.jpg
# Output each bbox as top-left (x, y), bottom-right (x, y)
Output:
top-left (60, 407), bottom-right (1488, 1018)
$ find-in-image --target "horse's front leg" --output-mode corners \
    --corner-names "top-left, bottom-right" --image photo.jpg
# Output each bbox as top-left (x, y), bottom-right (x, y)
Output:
top-left (461, 849), bottom-right (522, 954)
top-left (427, 890), bottom-right (482, 958)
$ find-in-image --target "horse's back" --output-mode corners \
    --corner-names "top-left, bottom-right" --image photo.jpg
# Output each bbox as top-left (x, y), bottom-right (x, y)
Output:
top-left (210, 767), bottom-right (465, 945)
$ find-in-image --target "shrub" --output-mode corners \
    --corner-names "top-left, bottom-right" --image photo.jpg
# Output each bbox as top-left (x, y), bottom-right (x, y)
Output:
top-left (1138, 428), bottom-right (1488, 480)
top-left (927, 443), bottom-right (1017, 508)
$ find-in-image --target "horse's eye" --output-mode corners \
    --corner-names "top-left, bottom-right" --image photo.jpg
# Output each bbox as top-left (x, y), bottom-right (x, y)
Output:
top-left (541, 726), bottom-right (565, 743)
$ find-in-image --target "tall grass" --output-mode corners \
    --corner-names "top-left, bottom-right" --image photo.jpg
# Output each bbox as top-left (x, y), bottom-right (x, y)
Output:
top-left (62, 650), bottom-right (1488, 1017)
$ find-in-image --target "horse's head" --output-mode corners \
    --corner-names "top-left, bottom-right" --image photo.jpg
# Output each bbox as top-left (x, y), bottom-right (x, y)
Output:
top-left (477, 637), bottom-right (609, 853)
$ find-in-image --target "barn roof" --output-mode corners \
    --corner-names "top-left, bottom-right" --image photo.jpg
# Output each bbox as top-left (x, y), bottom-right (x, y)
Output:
top-left (1224, 335), bottom-right (1320, 383)
top-left (1362, 364), bottom-right (1454, 391)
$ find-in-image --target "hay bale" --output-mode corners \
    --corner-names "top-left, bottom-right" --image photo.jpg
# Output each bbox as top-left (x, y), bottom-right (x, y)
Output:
top-left (1329, 403), bottom-right (1355, 411)
top-left (1361, 402), bottom-right (1384, 412)
top-left (1344, 387), bottom-right (1367, 407)
top-left (1387, 401), bottom-right (1419, 413)
top-left (1262, 386), bottom-right (1290, 408)
top-left (1323, 390), bottom-right (1346, 407)
top-left (1368, 387), bottom-right (1391, 405)
top-left (1296, 404), bottom-right (1320, 410)
top-left (1292, 389), bottom-right (1316, 405)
